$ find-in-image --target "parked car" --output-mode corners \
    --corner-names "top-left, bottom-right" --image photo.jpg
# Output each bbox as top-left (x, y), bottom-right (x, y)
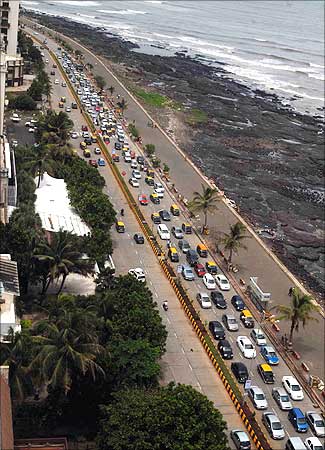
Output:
top-left (231, 295), bottom-right (246, 311)
top-left (304, 437), bottom-right (324, 450)
top-left (159, 210), bottom-right (171, 221)
top-left (97, 158), bottom-right (105, 166)
top-left (196, 292), bottom-right (212, 309)
top-left (203, 273), bottom-right (216, 290)
top-left (151, 212), bottom-right (161, 224)
top-left (288, 408), bottom-right (309, 433)
top-left (240, 310), bottom-right (255, 328)
top-left (138, 194), bottom-right (149, 206)
top-left (222, 314), bottom-right (239, 331)
top-left (262, 412), bottom-right (285, 440)
top-left (282, 376), bottom-right (304, 401)
top-left (248, 386), bottom-right (268, 410)
top-left (306, 411), bottom-right (325, 437)
top-left (236, 336), bottom-right (256, 358)
top-left (209, 321), bottom-right (225, 340)
top-left (215, 274), bottom-right (230, 290)
top-left (250, 328), bottom-right (267, 346)
top-left (231, 362), bottom-right (249, 384)
top-left (205, 261), bottom-right (218, 274)
top-left (260, 345), bottom-right (279, 365)
top-left (218, 339), bottom-right (233, 359)
top-left (230, 430), bottom-right (251, 450)
top-left (272, 387), bottom-right (292, 410)
top-left (211, 291), bottom-right (227, 309)
top-left (129, 178), bottom-right (140, 187)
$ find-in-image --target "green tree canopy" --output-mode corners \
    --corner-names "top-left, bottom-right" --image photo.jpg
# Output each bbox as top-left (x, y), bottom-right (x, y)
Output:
top-left (10, 93), bottom-right (37, 110)
top-left (218, 221), bottom-right (249, 263)
top-left (189, 184), bottom-right (220, 227)
top-left (95, 75), bottom-right (106, 91)
top-left (96, 384), bottom-right (229, 450)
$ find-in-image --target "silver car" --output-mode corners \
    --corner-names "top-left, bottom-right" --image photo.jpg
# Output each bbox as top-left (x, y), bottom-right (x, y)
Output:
top-left (172, 226), bottom-right (184, 239)
top-left (248, 386), bottom-right (268, 410)
top-left (306, 411), bottom-right (325, 437)
top-left (271, 387), bottom-right (292, 410)
top-left (262, 412), bottom-right (285, 440)
top-left (222, 314), bottom-right (239, 331)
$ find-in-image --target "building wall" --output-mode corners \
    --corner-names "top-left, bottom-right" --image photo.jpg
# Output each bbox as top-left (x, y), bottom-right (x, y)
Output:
top-left (0, 0), bottom-right (20, 57)
top-left (0, 373), bottom-right (14, 450)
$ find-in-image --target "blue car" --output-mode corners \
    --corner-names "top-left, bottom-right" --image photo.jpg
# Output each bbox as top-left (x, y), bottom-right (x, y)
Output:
top-left (260, 345), bottom-right (279, 365)
top-left (98, 158), bottom-right (106, 167)
top-left (288, 408), bottom-right (309, 433)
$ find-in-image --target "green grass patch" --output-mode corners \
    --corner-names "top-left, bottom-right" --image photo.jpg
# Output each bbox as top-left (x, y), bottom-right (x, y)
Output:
top-left (133, 88), bottom-right (173, 108)
top-left (186, 108), bottom-right (208, 125)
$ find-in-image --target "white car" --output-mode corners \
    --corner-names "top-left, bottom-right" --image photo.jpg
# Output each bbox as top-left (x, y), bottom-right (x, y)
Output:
top-left (132, 170), bottom-right (141, 179)
top-left (154, 187), bottom-right (164, 198)
top-left (131, 161), bottom-right (138, 169)
top-left (306, 411), bottom-right (325, 437)
top-left (128, 268), bottom-right (146, 283)
top-left (203, 273), bottom-right (216, 290)
top-left (250, 328), bottom-right (267, 346)
top-left (54, 79), bottom-right (59, 84)
top-left (154, 182), bottom-right (165, 192)
top-left (282, 376), bottom-right (304, 401)
top-left (94, 147), bottom-right (101, 155)
top-left (70, 131), bottom-right (78, 139)
top-left (305, 437), bottom-right (324, 450)
top-left (236, 336), bottom-right (256, 358)
top-left (124, 152), bottom-right (132, 163)
top-left (248, 386), bottom-right (268, 410)
top-left (10, 113), bottom-right (21, 123)
top-left (157, 224), bottom-right (170, 240)
top-left (271, 387), bottom-right (292, 410)
top-left (262, 412), bottom-right (285, 440)
top-left (215, 274), bottom-right (230, 291)
top-left (129, 178), bottom-right (139, 188)
top-left (196, 292), bottom-right (212, 309)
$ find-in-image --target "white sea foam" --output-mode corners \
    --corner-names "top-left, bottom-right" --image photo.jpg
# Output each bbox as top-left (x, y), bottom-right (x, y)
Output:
top-left (52, 1), bottom-right (100, 5)
top-left (21, 1), bottom-right (39, 5)
top-left (144, 1), bottom-right (163, 3)
top-left (98, 9), bottom-right (147, 15)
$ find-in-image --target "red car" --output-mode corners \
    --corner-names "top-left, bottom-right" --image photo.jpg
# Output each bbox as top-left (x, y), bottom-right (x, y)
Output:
top-left (82, 125), bottom-right (88, 131)
top-left (89, 159), bottom-right (98, 168)
top-left (194, 262), bottom-right (206, 277)
top-left (112, 154), bottom-right (120, 162)
top-left (138, 194), bottom-right (148, 206)
top-left (130, 150), bottom-right (136, 159)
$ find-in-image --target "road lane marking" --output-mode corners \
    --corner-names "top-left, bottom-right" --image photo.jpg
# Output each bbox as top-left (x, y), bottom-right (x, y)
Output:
top-left (188, 363), bottom-right (193, 371)
top-left (174, 332), bottom-right (178, 338)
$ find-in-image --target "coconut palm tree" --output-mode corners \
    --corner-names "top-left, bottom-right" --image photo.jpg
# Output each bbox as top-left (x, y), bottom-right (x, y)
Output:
top-left (31, 307), bottom-right (104, 394)
top-left (108, 85), bottom-right (115, 96)
top-left (274, 289), bottom-right (320, 343)
top-left (34, 230), bottom-right (94, 294)
top-left (218, 221), bottom-right (249, 263)
top-left (117, 98), bottom-right (128, 115)
top-left (188, 184), bottom-right (220, 228)
top-left (37, 110), bottom-right (73, 146)
top-left (23, 148), bottom-right (55, 188)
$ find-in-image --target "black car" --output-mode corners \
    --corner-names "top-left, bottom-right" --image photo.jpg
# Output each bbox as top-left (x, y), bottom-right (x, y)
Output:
top-left (137, 155), bottom-right (145, 164)
top-left (231, 362), bottom-right (249, 384)
top-left (84, 137), bottom-right (92, 145)
top-left (186, 249), bottom-right (199, 267)
top-left (231, 295), bottom-right (246, 311)
top-left (159, 210), bottom-right (171, 221)
top-left (178, 239), bottom-right (191, 253)
top-left (115, 142), bottom-right (122, 150)
top-left (133, 233), bottom-right (144, 244)
top-left (218, 339), bottom-right (233, 359)
top-left (209, 321), bottom-right (225, 340)
top-left (211, 291), bottom-right (227, 309)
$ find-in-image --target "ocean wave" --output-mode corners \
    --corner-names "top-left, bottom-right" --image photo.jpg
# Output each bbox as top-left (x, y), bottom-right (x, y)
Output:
top-left (144, 0), bottom-right (164, 3)
top-left (21, 1), bottom-right (39, 5)
top-left (52, 0), bottom-right (100, 5)
top-left (308, 73), bottom-right (325, 81)
top-left (98, 9), bottom-right (148, 15)
top-left (76, 13), bottom-right (96, 19)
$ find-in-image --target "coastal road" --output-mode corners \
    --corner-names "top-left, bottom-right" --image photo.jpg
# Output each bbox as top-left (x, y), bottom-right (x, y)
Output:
top-left (23, 19), bottom-right (325, 383)
top-left (38, 42), bottom-right (249, 448)
top-left (41, 41), bottom-right (323, 448)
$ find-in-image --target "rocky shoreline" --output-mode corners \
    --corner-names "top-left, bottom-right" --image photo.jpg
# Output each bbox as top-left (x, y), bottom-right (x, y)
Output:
top-left (24, 11), bottom-right (325, 300)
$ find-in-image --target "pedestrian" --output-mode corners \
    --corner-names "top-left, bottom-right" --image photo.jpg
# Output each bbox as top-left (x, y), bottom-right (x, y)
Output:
top-left (288, 286), bottom-right (294, 296)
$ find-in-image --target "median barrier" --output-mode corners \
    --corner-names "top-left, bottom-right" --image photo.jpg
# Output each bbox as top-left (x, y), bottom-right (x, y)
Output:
top-left (38, 38), bottom-right (271, 450)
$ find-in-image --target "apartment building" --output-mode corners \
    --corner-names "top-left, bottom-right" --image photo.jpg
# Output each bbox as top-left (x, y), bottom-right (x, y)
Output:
top-left (0, 254), bottom-right (21, 342)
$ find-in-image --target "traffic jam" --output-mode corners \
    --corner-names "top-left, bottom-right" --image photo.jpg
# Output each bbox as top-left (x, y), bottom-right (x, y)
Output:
top-left (49, 46), bottom-right (324, 450)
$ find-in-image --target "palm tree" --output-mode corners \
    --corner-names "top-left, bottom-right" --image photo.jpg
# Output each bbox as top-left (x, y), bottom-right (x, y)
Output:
top-left (34, 230), bottom-right (94, 294)
top-left (117, 98), bottom-right (128, 115)
top-left (218, 221), bottom-right (249, 263)
top-left (31, 308), bottom-right (104, 394)
top-left (188, 184), bottom-right (220, 228)
top-left (37, 110), bottom-right (73, 146)
top-left (108, 85), bottom-right (115, 96)
top-left (23, 148), bottom-right (55, 188)
top-left (274, 289), bottom-right (320, 343)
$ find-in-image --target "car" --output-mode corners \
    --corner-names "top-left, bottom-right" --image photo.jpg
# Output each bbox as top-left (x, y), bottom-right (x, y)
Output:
top-left (272, 387), bottom-right (293, 410)
top-left (197, 243), bottom-right (208, 257)
top-left (54, 79), bottom-right (59, 84)
top-left (196, 292), bottom-right (212, 309)
top-left (151, 212), bottom-right (161, 224)
top-left (211, 291), bottom-right (227, 309)
top-left (115, 221), bottom-right (125, 233)
top-left (154, 186), bottom-right (165, 198)
top-left (150, 193), bottom-right (160, 204)
top-left (128, 268), bottom-right (146, 283)
top-left (260, 345), bottom-right (279, 365)
top-left (182, 222), bottom-right (192, 234)
top-left (28, 127), bottom-right (35, 133)
top-left (288, 407), bottom-right (309, 433)
top-left (222, 314), bottom-right (239, 331)
top-left (203, 273), bottom-right (216, 290)
top-left (170, 204), bottom-right (180, 216)
top-left (70, 131), bottom-right (78, 139)
top-left (218, 339), bottom-right (233, 359)
top-left (88, 159), bottom-right (98, 168)
top-left (159, 210), bottom-right (171, 221)
top-left (138, 194), bottom-right (149, 206)
top-left (178, 239), bottom-right (191, 253)
top-left (61, 81), bottom-right (66, 87)
top-left (94, 147), bottom-right (101, 155)
top-left (82, 125), bottom-right (88, 131)
top-left (194, 262), bottom-right (206, 277)
top-left (133, 233), bottom-right (144, 244)
top-left (282, 376), bottom-right (304, 401)
top-left (129, 178), bottom-right (140, 188)
top-left (258, 363), bottom-right (275, 384)
top-left (215, 274), bottom-right (230, 291)
top-left (209, 321), bottom-right (225, 340)
top-left (236, 336), bottom-right (256, 358)
top-left (248, 386), bottom-right (268, 410)
top-left (157, 224), bottom-right (170, 240)
top-left (240, 310), bottom-right (255, 328)
top-left (124, 153), bottom-right (132, 163)
top-left (168, 247), bottom-right (179, 262)
top-left (205, 261), bottom-right (218, 274)
top-left (145, 176), bottom-right (155, 186)
top-left (132, 170), bottom-right (141, 179)
top-left (231, 362), bottom-right (249, 384)
top-left (305, 437), bottom-right (324, 450)
top-left (262, 412), bottom-right (285, 440)
top-left (306, 411), bottom-right (325, 437)
top-left (231, 295), bottom-right (246, 311)
top-left (97, 158), bottom-right (106, 166)
top-left (50, 70), bottom-right (55, 75)
top-left (250, 328), bottom-right (267, 346)
top-left (131, 160), bottom-right (137, 169)
top-left (115, 142), bottom-right (122, 150)
top-left (230, 430), bottom-right (251, 450)
top-left (186, 249), bottom-right (199, 266)
top-left (171, 226), bottom-right (183, 239)
top-left (137, 155), bottom-right (145, 164)
top-left (181, 265), bottom-right (195, 281)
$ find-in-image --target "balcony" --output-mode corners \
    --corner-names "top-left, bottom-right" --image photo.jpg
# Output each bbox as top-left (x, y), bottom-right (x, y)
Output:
top-left (0, 4), bottom-right (10, 12)
top-left (1, 19), bottom-right (10, 29)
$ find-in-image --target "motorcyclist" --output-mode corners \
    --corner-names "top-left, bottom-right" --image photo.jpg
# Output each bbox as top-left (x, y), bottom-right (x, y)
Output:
top-left (120, 208), bottom-right (124, 216)
top-left (162, 300), bottom-right (168, 311)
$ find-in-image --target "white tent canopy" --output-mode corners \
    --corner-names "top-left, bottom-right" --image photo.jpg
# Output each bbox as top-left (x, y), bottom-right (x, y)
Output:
top-left (35, 172), bottom-right (90, 236)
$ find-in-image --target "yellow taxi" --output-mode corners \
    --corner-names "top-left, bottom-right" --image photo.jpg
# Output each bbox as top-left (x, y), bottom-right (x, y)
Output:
top-left (257, 364), bottom-right (274, 384)
top-left (103, 106), bottom-right (109, 112)
top-left (59, 101), bottom-right (64, 108)
top-left (83, 149), bottom-right (91, 158)
top-left (147, 169), bottom-right (155, 178)
top-left (168, 247), bottom-right (179, 262)
top-left (115, 221), bottom-right (125, 233)
top-left (170, 204), bottom-right (180, 216)
top-left (151, 212), bottom-right (161, 224)
top-left (91, 134), bottom-right (97, 143)
top-left (72, 149), bottom-right (78, 155)
top-left (182, 222), bottom-right (192, 234)
top-left (240, 310), bottom-right (255, 328)
top-left (80, 141), bottom-right (87, 150)
top-left (197, 243), bottom-right (208, 257)
top-left (150, 193), bottom-right (160, 204)
top-left (205, 261), bottom-right (218, 275)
